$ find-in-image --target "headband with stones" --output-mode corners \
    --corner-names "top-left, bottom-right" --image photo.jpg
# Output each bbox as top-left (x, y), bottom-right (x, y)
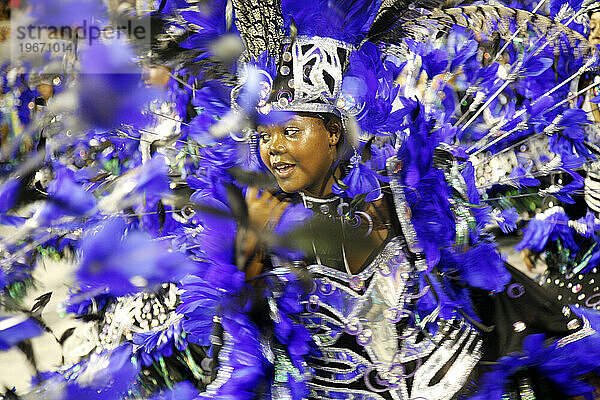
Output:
top-left (231, 36), bottom-right (365, 119)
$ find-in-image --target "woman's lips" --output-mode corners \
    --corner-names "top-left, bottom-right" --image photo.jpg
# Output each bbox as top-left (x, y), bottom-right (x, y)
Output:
top-left (272, 162), bottom-right (296, 178)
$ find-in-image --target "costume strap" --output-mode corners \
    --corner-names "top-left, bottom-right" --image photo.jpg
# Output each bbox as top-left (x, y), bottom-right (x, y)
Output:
top-left (386, 155), bottom-right (427, 271)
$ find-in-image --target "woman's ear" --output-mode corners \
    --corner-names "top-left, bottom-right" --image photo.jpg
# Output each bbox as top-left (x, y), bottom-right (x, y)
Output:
top-left (326, 120), bottom-right (341, 146)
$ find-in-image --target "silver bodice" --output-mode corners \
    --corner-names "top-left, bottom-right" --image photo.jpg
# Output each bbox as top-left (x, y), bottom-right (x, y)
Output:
top-left (284, 237), bottom-right (482, 400)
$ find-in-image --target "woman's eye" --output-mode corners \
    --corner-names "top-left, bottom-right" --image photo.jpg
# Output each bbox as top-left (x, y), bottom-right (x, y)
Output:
top-left (259, 132), bottom-right (271, 142)
top-left (284, 128), bottom-right (299, 137)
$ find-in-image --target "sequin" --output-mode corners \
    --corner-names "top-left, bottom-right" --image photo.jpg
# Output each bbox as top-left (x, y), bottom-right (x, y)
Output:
top-left (572, 284), bottom-right (582, 293)
top-left (567, 319), bottom-right (581, 330)
top-left (278, 97), bottom-right (289, 107)
top-left (578, 294), bottom-right (586, 300)
top-left (280, 65), bottom-right (290, 75)
top-left (349, 277), bottom-right (364, 291)
top-left (319, 204), bottom-right (330, 214)
top-left (259, 104), bottom-right (272, 114)
top-left (345, 317), bottom-right (360, 334)
top-left (507, 283), bottom-right (525, 298)
top-left (513, 321), bottom-right (526, 332)
top-left (356, 329), bottom-right (372, 345)
top-left (282, 51), bottom-right (292, 62)
top-left (318, 279), bottom-right (334, 295)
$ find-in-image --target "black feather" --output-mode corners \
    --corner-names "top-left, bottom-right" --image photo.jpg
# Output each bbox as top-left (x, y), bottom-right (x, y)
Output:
top-left (227, 167), bottom-right (278, 189)
top-left (58, 327), bottom-right (76, 345)
top-left (31, 292), bottom-right (52, 318)
top-left (367, 0), bottom-right (445, 44)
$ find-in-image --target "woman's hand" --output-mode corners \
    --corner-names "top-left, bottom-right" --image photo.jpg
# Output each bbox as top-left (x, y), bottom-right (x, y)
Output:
top-left (240, 187), bottom-right (290, 279)
top-left (245, 187), bottom-right (290, 233)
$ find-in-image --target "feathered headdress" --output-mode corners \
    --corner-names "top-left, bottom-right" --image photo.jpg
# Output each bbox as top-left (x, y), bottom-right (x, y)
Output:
top-left (177, 0), bottom-right (600, 138)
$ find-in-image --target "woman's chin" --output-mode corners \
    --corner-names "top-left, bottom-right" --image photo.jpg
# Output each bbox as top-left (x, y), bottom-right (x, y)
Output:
top-left (276, 180), bottom-right (303, 194)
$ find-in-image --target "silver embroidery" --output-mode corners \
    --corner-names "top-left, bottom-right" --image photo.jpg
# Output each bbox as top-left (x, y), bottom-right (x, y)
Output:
top-left (300, 238), bottom-right (481, 399)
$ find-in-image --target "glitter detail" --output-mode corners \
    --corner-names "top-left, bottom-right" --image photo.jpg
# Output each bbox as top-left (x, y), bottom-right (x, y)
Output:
top-left (513, 321), bottom-right (526, 332)
top-left (349, 276), bottom-right (364, 291)
top-left (345, 317), bottom-right (360, 335)
top-left (572, 284), bottom-right (582, 293)
top-left (258, 104), bottom-right (272, 114)
top-left (567, 319), bottom-right (581, 330)
top-left (356, 329), bottom-right (372, 345)
top-left (518, 376), bottom-right (536, 400)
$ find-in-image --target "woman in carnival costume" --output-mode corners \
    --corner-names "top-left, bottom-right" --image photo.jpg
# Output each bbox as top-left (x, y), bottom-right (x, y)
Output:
top-left (179, 1), bottom-right (600, 399)
top-left (4, 0), bottom-right (600, 399)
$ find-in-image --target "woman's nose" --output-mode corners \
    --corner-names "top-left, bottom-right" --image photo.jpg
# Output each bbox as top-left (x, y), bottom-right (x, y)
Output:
top-left (269, 133), bottom-right (286, 154)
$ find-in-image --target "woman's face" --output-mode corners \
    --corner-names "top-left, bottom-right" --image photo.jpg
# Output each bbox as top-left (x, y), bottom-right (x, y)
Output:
top-left (258, 114), bottom-right (340, 197)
